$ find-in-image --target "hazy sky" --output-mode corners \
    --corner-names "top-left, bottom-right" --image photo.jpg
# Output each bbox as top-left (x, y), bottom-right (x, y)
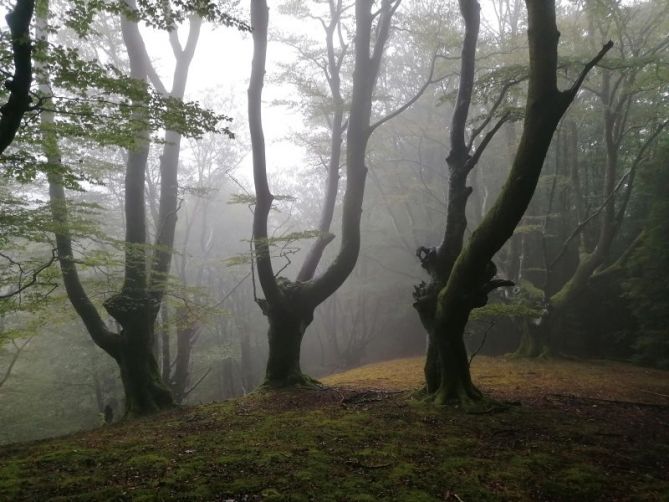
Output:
top-left (141, 8), bottom-right (312, 188)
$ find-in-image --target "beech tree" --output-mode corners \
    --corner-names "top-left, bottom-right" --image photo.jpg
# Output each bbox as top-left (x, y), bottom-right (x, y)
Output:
top-left (513, 0), bottom-right (668, 357)
top-left (248, 0), bottom-right (402, 387)
top-left (413, 0), bottom-right (514, 395)
top-left (43, 0), bottom-right (237, 416)
top-left (421, 0), bottom-right (612, 406)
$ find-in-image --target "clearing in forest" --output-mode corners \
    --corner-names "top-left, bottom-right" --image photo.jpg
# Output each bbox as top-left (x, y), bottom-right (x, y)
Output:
top-left (0, 356), bottom-right (667, 501)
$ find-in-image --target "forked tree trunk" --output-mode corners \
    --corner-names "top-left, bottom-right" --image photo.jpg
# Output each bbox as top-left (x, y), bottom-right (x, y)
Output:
top-left (249, 0), bottom-right (400, 388)
top-left (427, 0), bottom-right (612, 406)
top-left (515, 67), bottom-right (668, 358)
top-left (102, 294), bottom-right (173, 415)
top-left (256, 284), bottom-right (316, 387)
top-left (44, 1), bottom-right (202, 416)
top-left (38, 1), bottom-right (169, 416)
top-left (413, 0), bottom-right (501, 398)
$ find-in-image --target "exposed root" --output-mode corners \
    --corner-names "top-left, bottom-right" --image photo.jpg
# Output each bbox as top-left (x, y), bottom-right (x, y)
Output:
top-left (258, 373), bottom-right (323, 391)
top-left (409, 385), bottom-right (430, 401)
top-left (418, 383), bottom-right (509, 414)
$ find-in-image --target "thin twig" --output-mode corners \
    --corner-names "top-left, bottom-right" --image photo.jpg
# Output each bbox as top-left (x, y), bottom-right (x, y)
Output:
top-left (0, 249), bottom-right (58, 300)
top-left (183, 367), bottom-right (212, 399)
top-left (469, 320), bottom-right (495, 366)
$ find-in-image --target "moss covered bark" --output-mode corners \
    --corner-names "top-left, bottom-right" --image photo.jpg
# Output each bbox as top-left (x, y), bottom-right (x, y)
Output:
top-left (260, 287), bottom-right (319, 389)
top-left (249, 0), bottom-right (399, 389)
top-left (425, 0), bottom-right (612, 405)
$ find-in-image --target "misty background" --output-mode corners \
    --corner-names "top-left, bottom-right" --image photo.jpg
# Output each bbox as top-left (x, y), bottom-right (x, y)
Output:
top-left (1, 0), bottom-right (667, 443)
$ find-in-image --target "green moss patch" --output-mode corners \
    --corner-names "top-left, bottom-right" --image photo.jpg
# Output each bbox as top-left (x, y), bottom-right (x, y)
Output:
top-left (0, 357), bottom-right (667, 500)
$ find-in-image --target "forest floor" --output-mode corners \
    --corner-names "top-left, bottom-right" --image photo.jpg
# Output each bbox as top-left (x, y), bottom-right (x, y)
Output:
top-left (0, 356), bottom-right (668, 501)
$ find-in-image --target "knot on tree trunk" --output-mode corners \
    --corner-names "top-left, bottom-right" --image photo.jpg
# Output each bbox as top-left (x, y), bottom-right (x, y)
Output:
top-left (256, 298), bottom-right (270, 316)
top-left (258, 277), bottom-right (315, 326)
top-left (416, 246), bottom-right (437, 271)
top-left (413, 280), bottom-right (441, 315)
top-left (467, 261), bottom-right (515, 308)
top-left (104, 292), bottom-right (157, 326)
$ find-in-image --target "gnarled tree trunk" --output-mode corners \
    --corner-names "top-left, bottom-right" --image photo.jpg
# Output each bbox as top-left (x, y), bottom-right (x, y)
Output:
top-left (426, 0), bottom-right (611, 406)
top-left (413, 0), bottom-right (508, 396)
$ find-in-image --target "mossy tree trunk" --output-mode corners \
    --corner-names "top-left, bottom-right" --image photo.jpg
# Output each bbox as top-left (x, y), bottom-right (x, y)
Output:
top-left (426, 0), bottom-right (612, 406)
top-left (248, 0), bottom-right (402, 388)
top-left (44, 2), bottom-right (202, 416)
top-left (513, 9), bottom-right (668, 359)
top-left (433, 302), bottom-right (482, 404)
top-left (261, 292), bottom-right (315, 387)
top-left (104, 296), bottom-right (173, 415)
top-left (413, 0), bottom-right (509, 398)
top-left (513, 316), bottom-right (555, 358)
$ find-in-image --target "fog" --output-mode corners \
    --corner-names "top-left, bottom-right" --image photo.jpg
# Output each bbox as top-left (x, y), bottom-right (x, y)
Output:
top-left (0, 0), bottom-right (667, 447)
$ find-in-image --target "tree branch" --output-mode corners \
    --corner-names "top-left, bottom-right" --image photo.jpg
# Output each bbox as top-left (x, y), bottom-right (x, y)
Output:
top-left (467, 77), bottom-right (523, 151)
top-left (0, 0), bottom-right (35, 155)
top-left (0, 248), bottom-right (57, 300)
top-left (0, 336), bottom-right (32, 388)
top-left (249, 0), bottom-right (280, 305)
top-left (564, 40), bottom-right (614, 100)
top-left (369, 52), bottom-right (445, 133)
top-left (465, 111), bottom-right (510, 173)
top-left (38, 5), bottom-right (121, 357)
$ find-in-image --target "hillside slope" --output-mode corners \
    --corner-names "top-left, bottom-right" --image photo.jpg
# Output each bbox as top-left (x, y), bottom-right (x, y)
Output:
top-left (1, 356), bottom-right (667, 501)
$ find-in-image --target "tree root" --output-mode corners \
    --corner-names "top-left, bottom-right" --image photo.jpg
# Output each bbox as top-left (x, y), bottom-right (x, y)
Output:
top-left (416, 383), bottom-right (511, 414)
top-left (258, 372), bottom-right (323, 391)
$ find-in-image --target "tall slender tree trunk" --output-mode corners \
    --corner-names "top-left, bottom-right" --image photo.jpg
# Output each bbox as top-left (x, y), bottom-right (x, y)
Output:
top-left (414, 0), bottom-right (489, 397)
top-left (38, 0), bottom-right (171, 415)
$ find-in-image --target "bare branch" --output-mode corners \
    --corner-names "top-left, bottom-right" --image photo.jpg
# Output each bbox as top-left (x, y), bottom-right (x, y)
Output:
top-left (0, 248), bottom-right (58, 300)
top-left (0, 336), bottom-right (33, 388)
top-left (565, 41), bottom-right (614, 100)
top-left (613, 120), bottom-right (668, 230)
top-left (467, 78), bottom-right (524, 151)
top-left (551, 120), bottom-right (667, 270)
top-left (369, 52), bottom-right (446, 133)
top-left (182, 367), bottom-right (211, 399)
top-left (465, 111), bottom-right (510, 173)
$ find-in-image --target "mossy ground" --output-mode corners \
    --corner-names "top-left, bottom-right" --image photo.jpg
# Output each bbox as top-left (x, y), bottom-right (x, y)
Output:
top-left (1, 356), bottom-right (667, 501)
